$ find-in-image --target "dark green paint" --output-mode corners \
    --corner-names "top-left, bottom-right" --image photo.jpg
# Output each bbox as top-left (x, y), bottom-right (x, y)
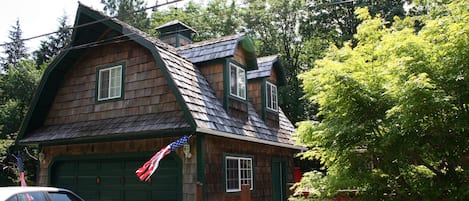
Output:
top-left (49, 152), bottom-right (182, 201)
top-left (272, 158), bottom-right (287, 201)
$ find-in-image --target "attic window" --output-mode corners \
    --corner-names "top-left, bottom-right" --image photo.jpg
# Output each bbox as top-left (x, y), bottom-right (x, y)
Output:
top-left (97, 64), bottom-right (123, 101)
top-left (229, 63), bottom-right (246, 100)
top-left (266, 81), bottom-right (278, 111)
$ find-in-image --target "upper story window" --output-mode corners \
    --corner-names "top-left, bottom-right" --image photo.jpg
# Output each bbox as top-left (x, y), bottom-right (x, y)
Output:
top-left (97, 64), bottom-right (123, 101)
top-left (229, 63), bottom-right (246, 100)
top-left (225, 156), bottom-right (253, 192)
top-left (266, 81), bottom-right (278, 111)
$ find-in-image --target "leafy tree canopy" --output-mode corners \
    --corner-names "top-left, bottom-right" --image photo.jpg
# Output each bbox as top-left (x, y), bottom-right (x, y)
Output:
top-left (101, 0), bottom-right (150, 30)
top-left (296, 0), bottom-right (468, 200)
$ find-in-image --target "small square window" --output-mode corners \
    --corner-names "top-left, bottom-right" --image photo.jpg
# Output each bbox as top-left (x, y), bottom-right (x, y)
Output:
top-left (229, 63), bottom-right (246, 100)
top-left (225, 156), bottom-right (253, 192)
top-left (97, 65), bottom-right (123, 101)
top-left (266, 81), bottom-right (278, 111)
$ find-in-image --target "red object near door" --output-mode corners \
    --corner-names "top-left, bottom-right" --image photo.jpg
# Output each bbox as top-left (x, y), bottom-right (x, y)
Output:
top-left (294, 167), bottom-right (302, 182)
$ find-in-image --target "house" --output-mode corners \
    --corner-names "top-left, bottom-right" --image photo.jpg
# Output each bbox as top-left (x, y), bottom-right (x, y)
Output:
top-left (17, 3), bottom-right (302, 201)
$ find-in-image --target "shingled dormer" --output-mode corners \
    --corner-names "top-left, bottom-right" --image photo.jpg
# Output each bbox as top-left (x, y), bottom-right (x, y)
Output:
top-left (247, 55), bottom-right (286, 128)
top-left (156, 20), bottom-right (197, 47)
top-left (177, 33), bottom-right (257, 120)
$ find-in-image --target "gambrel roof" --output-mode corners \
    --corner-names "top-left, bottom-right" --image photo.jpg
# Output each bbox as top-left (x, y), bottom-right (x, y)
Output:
top-left (18, 4), bottom-right (299, 149)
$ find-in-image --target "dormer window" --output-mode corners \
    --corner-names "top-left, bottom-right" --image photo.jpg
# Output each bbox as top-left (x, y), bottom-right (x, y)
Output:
top-left (229, 63), bottom-right (246, 100)
top-left (266, 81), bottom-right (278, 111)
top-left (97, 64), bottom-right (124, 101)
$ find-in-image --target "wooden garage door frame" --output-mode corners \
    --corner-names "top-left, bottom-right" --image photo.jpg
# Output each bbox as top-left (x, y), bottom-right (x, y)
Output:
top-left (48, 152), bottom-right (182, 201)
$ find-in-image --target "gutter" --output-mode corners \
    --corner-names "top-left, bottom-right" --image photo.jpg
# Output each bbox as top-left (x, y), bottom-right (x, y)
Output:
top-left (196, 127), bottom-right (306, 151)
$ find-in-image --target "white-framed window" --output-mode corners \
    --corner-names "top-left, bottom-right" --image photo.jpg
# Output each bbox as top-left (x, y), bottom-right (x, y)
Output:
top-left (229, 63), bottom-right (246, 100)
top-left (266, 81), bottom-right (278, 111)
top-left (98, 65), bottom-right (123, 101)
top-left (225, 156), bottom-right (253, 192)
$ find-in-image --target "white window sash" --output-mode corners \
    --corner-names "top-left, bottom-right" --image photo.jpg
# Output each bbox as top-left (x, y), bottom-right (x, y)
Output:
top-left (98, 65), bottom-right (122, 101)
top-left (266, 82), bottom-right (278, 111)
top-left (226, 156), bottom-right (253, 192)
top-left (229, 63), bottom-right (246, 100)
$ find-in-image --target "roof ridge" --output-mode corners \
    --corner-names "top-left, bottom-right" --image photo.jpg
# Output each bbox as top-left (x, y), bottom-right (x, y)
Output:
top-left (176, 32), bottom-right (246, 50)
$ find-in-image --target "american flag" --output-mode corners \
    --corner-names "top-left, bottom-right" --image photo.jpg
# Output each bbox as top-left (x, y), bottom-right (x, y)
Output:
top-left (136, 135), bottom-right (190, 182)
top-left (16, 153), bottom-right (27, 187)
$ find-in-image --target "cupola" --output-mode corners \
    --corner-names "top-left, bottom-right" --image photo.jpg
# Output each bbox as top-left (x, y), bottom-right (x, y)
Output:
top-left (156, 20), bottom-right (197, 47)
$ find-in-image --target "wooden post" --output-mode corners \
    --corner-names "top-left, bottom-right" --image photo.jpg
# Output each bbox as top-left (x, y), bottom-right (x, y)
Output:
top-left (197, 182), bottom-right (203, 201)
top-left (240, 184), bottom-right (251, 201)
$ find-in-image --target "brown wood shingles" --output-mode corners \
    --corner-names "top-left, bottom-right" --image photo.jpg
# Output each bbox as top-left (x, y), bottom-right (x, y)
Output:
top-left (20, 4), bottom-right (297, 147)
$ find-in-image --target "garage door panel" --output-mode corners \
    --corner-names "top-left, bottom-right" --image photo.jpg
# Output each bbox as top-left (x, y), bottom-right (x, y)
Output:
top-left (77, 176), bottom-right (98, 185)
top-left (100, 190), bottom-right (123, 201)
top-left (51, 154), bottom-right (181, 201)
top-left (124, 190), bottom-right (150, 201)
top-left (78, 190), bottom-right (99, 201)
top-left (152, 190), bottom-right (180, 200)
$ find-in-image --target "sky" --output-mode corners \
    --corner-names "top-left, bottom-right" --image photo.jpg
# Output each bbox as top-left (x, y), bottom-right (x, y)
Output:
top-left (0, 0), bottom-right (198, 53)
top-left (0, 0), bottom-right (107, 52)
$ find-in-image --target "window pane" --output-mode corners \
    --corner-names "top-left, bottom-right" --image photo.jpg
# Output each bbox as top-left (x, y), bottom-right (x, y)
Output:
top-left (109, 67), bottom-right (122, 98)
top-left (226, 158), bottom-right (239, 191)
top-left (272, 84), bottom-right (278, 110)
top-left (230, 65), bottom-right (237, 97)
top-left (238, 68), bottom-right (246, 99)
top-left (266, 84), bottom-right (272, 109)
top-left (99, 70), bottom-right (109, 99)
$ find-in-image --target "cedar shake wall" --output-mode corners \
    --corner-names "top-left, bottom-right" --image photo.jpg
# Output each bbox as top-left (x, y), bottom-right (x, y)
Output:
top-left (39, 137), bottom-right (198, 201)
top-left (248, 80), bottom-right (263, 116)
top-left (45, 40), bottom-right (181, 125)
top-left (233, 46), bottom-right (247, 67)
top-left (199, 63), bottom-right (224, 102)
top-left (203, 135), bottom-right (295, 201)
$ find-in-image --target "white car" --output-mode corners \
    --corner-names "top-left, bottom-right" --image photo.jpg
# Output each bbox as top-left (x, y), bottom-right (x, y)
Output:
top-left (0, 186), bottom-right (84, 201)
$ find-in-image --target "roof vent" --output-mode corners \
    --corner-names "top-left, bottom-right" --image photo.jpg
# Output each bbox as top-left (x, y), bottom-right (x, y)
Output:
top-left (156, 20), bottom-right (197, 47)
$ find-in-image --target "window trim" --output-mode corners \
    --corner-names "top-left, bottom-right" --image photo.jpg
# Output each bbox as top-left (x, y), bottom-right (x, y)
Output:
top-left (224, 155), bottom-right (254, 193)
top-left (229, 62), bottom-right (247, 100)
top-left (96, 63), bottom-right (125, 102)
top-left (266, 81), bottom-right (278, 112)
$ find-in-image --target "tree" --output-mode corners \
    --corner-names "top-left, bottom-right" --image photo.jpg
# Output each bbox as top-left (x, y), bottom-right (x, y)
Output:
top-left (1, 19), bottom-right (28, 71)
top-left (296, 1), bottom-right (468, 200)
top-left (33, 14), bottom-right (72, 67)
top-left (303, 0), bottom-right (410, 47)
top-left (0, 59), bottom-right (44, 185)
top-left (101, 0), bottom-right (150, 31)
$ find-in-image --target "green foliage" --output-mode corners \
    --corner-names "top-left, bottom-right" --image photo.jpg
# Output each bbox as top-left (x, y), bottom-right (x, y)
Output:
top-left (297, 0), bottom-right (469, 200)
top-left (0, 60), bottom-right (44, 185)
top-left (303, 0), bottom-right (410, 47)
top-left (1, 19), bottom-right (28, 71)
top-left (33, 15), bottom-right (72, 67)
top-left (101, 0), bottom-right (150, 30)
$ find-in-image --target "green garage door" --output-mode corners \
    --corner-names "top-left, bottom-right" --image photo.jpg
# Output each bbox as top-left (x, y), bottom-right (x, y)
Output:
top-left (50, 153), bottom-right (182, 201)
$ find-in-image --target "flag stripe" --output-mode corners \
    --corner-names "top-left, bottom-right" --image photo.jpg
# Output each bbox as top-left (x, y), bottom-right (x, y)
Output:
top-left (136, 135), bottom-right (190, 182)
